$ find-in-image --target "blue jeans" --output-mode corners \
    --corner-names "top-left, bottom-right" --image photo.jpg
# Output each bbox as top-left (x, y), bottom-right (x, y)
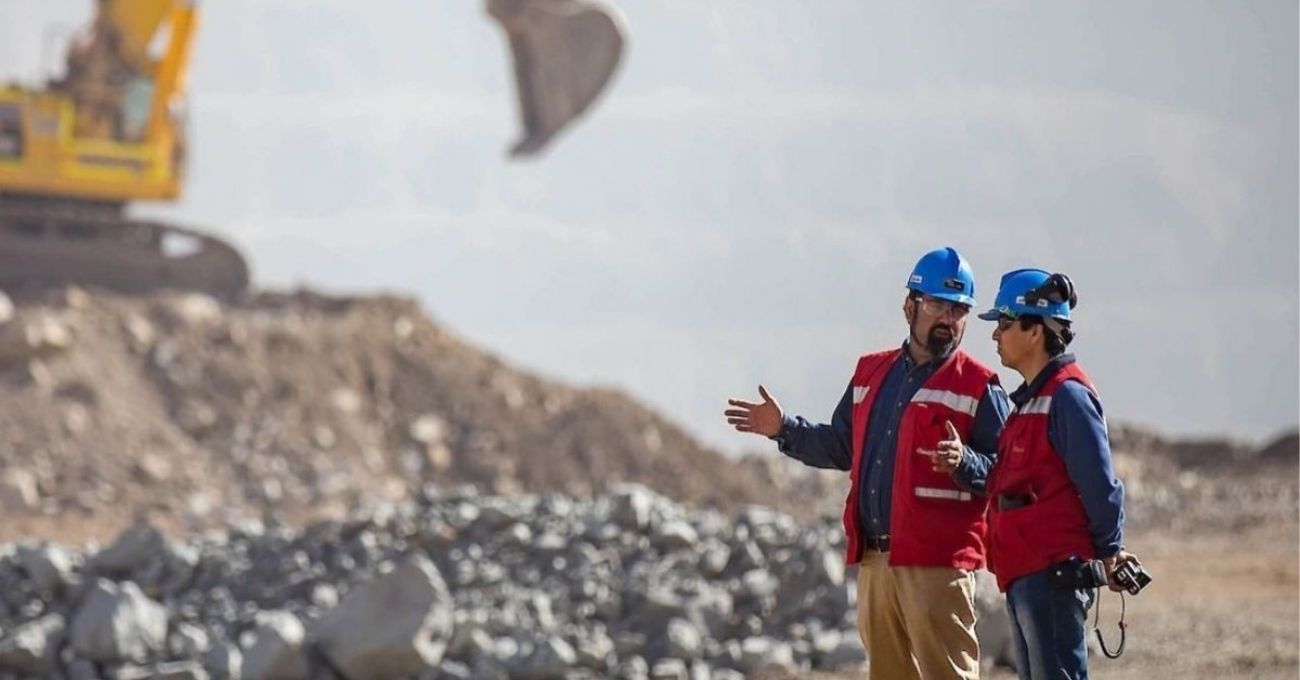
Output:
top-left (1005, 569), bottom-right (1095, 680)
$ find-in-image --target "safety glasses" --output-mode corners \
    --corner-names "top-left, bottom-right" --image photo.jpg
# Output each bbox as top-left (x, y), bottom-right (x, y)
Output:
top-left (917, 296), bottom-right (971, 319)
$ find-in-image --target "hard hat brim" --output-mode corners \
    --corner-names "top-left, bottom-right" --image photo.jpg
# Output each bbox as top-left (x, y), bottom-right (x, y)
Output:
top-left (923, 292), bottom-right (976, 307)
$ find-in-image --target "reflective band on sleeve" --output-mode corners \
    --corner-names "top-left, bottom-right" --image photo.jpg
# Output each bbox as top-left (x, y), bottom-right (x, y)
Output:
top-left (853, 386), bottom-right (870, 404)
top-left (1018, 396), bottom-right (1052, 415)
top-left (914, 486), bottom-right (972, 501)
top-left (910, 388), bottom-right (979, 417)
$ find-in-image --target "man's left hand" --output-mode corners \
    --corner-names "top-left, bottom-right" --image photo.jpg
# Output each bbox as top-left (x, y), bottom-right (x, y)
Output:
top-left (931, 420), bottom-right (964, 474)
top-left (1103, 549), bottom-right (1141, 592)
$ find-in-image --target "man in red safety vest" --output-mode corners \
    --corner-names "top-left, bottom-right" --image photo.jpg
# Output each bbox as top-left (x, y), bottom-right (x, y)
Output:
top-left (725, 247), bottom-right (1009, 680)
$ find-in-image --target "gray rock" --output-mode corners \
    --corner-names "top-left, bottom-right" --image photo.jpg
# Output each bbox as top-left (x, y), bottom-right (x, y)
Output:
top-left (66, 658), bottom-right (99, 680)
top-left (241, 611), bottom-right (307, 680)
top-left (111, 664), bottom-right (157, 680)
top-left (738, 637), bottom-right (797, 674)
top-left (312, 554), bottom-right (453, 680)
top-left (665, 619), bottom-right (702, 660)
top-left (168, 622), bottom-right (210, 658)
top-left (610, 485), bottom-right (653, 531)
top-left (70, 580), bottom-right (167, 663)
top-left (811, 628), bottom-right (865, 668)
top-left (92, 525), bottom-right (167, 575)
top-left (518, 636), bottom-right (576, 679)
top-left (572, 627), bottom-right (613, 669)
top-left (623, 589), bottom-right (688, 633)
top-left (733, 569), bottom-right (779, 617)
top-left (0, 490), bottom-right (878, 680)
top-left (973, 570), bottom-right (1014, 671)
top-left (0, 614), bottom-right (63, 675)
top-left (809, 548), bottom-right (845, 587)
top-left (91, 524), bottom-right (198, 598)
top-left (153, 661), bottom-right (209, 680)
top-left (17, 541), bottom-right (77, 594)
top-left (202, 641), bottom-right (242, 680)
top-left (613, 655), bottom-right (648, 680)
top-left (650, 658), bottom-right (688, 680)
top-left (652, 522), bottom-right (698, 552)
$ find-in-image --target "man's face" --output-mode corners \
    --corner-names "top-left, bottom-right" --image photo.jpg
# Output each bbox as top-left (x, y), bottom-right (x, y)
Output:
top-left (992, 314), bottom-right (1036, 369)
top-left (905, 294), bottom-right (970, 356)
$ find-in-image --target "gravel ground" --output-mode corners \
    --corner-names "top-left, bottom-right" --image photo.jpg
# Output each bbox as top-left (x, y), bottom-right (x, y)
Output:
top-left (801, 522), bottom-right (1299, 680)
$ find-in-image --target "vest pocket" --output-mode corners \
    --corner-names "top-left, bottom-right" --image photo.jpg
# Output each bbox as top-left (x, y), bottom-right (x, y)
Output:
top-left (989, 506), bottom-right (1035, 576)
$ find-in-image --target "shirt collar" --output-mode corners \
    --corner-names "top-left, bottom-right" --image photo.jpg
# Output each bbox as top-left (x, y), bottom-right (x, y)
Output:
top-left (899, 339), bottom-right (954, 370)
top-left (1008, 353), bottom-right (1077, 406)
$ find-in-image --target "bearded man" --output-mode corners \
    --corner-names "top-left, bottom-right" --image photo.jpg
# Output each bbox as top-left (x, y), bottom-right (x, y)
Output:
top-left (724, 247), bottom-right (1009, 680)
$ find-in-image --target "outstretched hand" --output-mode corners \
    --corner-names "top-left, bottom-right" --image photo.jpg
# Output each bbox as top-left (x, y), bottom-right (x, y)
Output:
top-left (929, 420), bottom-right (964, 474)
top-left (724, 385), bottom-right (784, 438)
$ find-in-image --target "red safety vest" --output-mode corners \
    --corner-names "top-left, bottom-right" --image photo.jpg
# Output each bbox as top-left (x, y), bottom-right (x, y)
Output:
top-left (986, 362), bottom-right (1098, 591)
top-left (844, 348), bottom-right (997, 569)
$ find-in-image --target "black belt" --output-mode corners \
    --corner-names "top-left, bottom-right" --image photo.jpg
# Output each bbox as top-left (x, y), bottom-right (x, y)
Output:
top-left (862, 534), bottom-right (891, 552)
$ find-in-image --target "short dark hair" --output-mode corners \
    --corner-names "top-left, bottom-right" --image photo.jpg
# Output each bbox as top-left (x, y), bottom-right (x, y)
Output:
top-left (1016, 316), bottom-right (1073, 356)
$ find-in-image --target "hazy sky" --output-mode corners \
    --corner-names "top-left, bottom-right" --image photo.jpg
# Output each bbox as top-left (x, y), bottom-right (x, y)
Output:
top-left (2, 1), bottom-right (1296, 453)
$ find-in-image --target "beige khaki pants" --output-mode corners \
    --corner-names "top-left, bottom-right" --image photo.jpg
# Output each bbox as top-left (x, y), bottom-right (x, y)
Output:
top-left (855, 551), bottom-right (979, 680)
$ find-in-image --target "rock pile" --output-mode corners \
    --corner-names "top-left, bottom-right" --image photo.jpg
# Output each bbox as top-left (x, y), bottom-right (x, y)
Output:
top-left (0, 484), bottom-right (881, 680)
top-left (0, 287), bottom-right (846, 541)
top-left (1109, 425), bottom-right (1298, 532)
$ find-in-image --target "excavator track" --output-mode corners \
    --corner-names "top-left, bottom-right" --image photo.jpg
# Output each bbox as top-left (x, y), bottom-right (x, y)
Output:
top-left (0, 197), bottom-right (249, 300)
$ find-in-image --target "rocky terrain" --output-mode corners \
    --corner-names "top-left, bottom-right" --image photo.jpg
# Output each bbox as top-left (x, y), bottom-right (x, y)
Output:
top-left (0, 287), bottom-right (849, 541)
top-left (0, 286), bottom-right (1292, 679)
top-left (0, 485), bottom-right (871, 680)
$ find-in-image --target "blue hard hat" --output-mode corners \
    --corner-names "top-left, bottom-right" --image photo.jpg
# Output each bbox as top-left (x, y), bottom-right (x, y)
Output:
top-left (977, 268), bottom-right (1073, 322)
top-left (906, 247), bottom-right (976, 306)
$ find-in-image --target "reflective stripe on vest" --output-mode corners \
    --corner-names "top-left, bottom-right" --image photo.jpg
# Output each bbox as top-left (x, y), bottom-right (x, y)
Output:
top-left (911, 388), bottom-right (979, 417)
top-left (1018, 396), bottom-right (1052, 415)
top-left (914, 486), bottom-right (972, 501)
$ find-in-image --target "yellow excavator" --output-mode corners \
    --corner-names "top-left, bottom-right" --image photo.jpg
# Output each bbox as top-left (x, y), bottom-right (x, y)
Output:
top-left (0, 0), bottom-right (625, 298)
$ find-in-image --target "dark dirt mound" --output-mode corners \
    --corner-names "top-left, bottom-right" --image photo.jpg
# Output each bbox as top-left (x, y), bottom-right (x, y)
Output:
top-left (0, 287), bottom-right (848, 539)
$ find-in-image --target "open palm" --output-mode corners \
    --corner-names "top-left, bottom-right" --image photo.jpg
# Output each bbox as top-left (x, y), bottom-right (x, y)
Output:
top-left (724, 385), bottom-right (784, 438)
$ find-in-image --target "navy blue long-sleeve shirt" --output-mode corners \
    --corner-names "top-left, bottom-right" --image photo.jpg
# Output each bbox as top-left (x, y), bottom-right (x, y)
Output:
top-left (774, 343), bottom-right (1009, 541)
top-left (1008, 354), bottom-right (1126, 558)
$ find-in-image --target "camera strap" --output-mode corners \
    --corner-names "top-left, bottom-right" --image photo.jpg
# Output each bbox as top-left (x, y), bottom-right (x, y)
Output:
top-left (1091, 588), bottom-right (1127, 658)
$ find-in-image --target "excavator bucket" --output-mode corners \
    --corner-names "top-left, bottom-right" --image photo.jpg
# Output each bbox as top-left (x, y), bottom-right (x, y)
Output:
top-left (487, 0), bottom-right (626, 157)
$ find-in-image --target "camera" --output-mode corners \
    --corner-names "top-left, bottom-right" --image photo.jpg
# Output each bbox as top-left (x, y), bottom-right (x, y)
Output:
top-left (1048, 557), bottom-right (1153, 595)
top-left (1112, 560), bottom-right (1153, 595)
